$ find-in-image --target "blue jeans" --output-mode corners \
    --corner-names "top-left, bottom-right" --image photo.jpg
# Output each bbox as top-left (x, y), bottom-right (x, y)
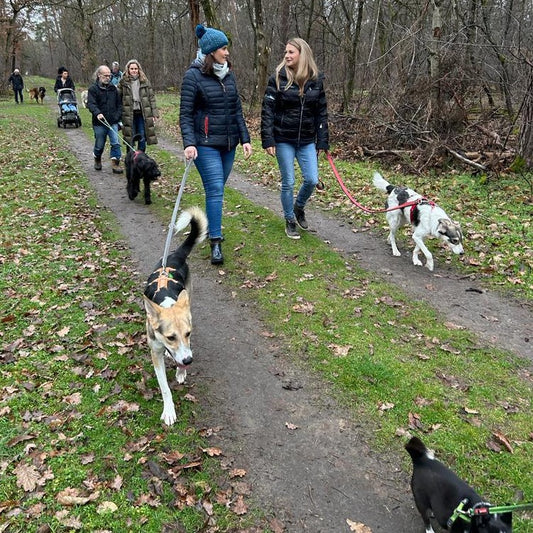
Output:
top-left (194, 146), bottom-right (236, 239)
top-left (275, 142), bottom-right (318, 220)
top-left (132, 112), bottom-right (146, 151)
top-left (93, 124), bottom-right (121, 160)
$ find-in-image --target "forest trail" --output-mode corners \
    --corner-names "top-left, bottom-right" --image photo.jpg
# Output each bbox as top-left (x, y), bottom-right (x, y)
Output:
top-left (59, 119), bottom-right (531, 532)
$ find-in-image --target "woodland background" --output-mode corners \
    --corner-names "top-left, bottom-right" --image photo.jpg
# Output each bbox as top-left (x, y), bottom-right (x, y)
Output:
top-left (3, 0), bottom-right (533, 173)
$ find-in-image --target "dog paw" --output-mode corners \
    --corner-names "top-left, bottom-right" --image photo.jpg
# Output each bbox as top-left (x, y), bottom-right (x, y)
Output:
top-left (176, 368), bottom-right (187, 384)
top-left (161, 407), bottom-right (177, 426)
top-left (425, 260), bottom-right (434, 271)
top-left (392, 250), bottom-right (401, 257)
top-left (413, 258), bottom-right (423, 267)
top-left (145, 198), bottom-right (152, 205)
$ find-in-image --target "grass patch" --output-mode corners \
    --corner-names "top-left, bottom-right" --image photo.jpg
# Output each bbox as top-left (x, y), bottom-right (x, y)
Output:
top-left (1, 83), bottom-right (532, 531)
top-left (0, 93), bottom-right (267, 531)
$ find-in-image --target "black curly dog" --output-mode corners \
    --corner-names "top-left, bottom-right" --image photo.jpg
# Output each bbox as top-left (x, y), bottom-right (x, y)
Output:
top-left (124, 141), bottom-right (161, 205)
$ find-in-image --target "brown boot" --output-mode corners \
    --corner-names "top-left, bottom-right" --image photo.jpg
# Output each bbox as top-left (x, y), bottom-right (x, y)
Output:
top-left (111, 158), bottom-right (123, 174)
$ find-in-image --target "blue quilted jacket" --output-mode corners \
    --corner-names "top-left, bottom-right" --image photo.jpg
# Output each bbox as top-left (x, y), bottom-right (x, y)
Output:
top-left (179, 62), bottom-right (250, 151)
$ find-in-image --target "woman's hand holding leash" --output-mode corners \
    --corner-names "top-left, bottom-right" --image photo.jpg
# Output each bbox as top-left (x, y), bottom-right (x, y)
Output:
top-left (184, 146), bottom-right (197, 161)
top-left (242, 143), bottom-right (253, 160)
top-left (265, 146), bottom-right (276, 157)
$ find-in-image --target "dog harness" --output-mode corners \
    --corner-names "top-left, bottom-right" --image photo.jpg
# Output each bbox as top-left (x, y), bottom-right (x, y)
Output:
top-left (409, 198), bottom-right (436, 223)
top-left (146, 267), bottom-right (177, 295)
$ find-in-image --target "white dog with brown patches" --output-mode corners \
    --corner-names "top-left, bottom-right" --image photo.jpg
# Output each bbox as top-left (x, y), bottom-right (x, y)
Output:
top-left (143, 207), bottom-right (207, 425)
top-left (373, 172), bottom-right (464, 271)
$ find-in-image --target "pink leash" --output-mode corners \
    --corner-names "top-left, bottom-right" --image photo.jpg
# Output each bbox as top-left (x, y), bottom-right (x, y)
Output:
top-left (325, 151), bottom-right (422, 214)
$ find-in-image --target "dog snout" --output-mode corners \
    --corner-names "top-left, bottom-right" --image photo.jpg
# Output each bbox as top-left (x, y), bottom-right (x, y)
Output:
top-left (182, 355), bottom-right (193, 366)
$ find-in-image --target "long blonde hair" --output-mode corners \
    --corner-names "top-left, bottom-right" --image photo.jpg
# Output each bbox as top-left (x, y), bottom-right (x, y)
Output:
top-left (123, 59), bottom-right (148, 83)
top-left (275, 38), bottom-right (319, 96)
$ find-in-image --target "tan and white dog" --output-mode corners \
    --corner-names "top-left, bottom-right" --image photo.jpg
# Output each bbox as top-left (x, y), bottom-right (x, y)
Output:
top-left (373, 172), bottom-right (464, 271)
top-left (80, 90), bottom-right (88, 108)
top-left (143, 206), bottom-right (207, 425)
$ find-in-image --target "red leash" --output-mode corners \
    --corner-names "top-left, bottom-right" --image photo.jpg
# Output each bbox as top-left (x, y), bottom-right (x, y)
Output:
top-left (325, 151), bottom-right (421, 214)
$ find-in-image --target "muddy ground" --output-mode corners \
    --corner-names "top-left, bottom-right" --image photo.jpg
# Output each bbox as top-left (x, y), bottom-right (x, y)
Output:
top-left (58, 116), bottom-right (531, 532)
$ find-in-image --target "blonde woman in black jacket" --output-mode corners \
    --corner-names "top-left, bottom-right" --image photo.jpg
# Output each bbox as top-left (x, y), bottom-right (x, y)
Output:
top-left (261, 38), bottom-right (329, 239)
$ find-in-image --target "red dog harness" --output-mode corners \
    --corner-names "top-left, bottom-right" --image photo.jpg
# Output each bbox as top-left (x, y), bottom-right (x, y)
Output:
top-left (409, 199), bottom-right (436, 223)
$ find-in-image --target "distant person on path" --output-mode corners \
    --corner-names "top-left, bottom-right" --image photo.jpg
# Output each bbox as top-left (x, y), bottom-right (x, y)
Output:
top-left (54, 67), bottom-right (75, 92)
top-left (118, 59), bottom-right (158, 152)
top-left (110, 62), bottom-right (123, 86)
top-left (261, 38), bottom-right (329, 240)
top-left (87, 65), bottom-right (123, 174)
top-left (8, 69), bottom-right (24, 104)
top-left (179, 24), bottom-right (252, 265)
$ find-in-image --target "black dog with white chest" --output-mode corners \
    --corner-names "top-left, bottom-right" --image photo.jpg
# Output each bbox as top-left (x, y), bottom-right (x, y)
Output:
top-left (406, 437), bottom-right (512, 533)
top-left (124, 141), bottom-right (161, 205)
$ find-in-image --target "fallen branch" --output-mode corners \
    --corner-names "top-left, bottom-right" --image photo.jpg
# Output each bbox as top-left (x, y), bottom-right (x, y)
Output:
top-left (445, 147), bottom-right (487, 170)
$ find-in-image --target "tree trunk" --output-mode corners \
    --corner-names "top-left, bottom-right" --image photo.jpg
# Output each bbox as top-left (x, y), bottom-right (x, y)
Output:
top-left (518, 68), bottom-right (533, 168)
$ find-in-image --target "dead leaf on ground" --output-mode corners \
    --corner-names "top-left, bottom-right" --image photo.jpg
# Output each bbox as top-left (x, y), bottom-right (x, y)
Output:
top-left (492, 431), bottom-right (513, 453)
top-left (56, 488), bottom-right (100, 506)
top-left (232, 494), bottom-right (248, 515)
top-left (346, 519), bottom-right (373, 532)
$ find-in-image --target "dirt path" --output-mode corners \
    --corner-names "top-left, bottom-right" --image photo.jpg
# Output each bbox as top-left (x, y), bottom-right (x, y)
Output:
top-left (59, 119), bottom-right (531, 532)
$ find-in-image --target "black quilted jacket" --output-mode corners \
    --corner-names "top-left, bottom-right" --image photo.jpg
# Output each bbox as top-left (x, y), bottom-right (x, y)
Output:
top-left (261, 67), bottom-right (329, 150)
top-left (179, 62), bottom-right (250, 151)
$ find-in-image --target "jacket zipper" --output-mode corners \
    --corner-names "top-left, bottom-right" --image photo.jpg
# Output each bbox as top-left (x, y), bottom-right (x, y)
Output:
top-left (204, 116), bottom-right (209, 140)
top-left (297, 93), bottom-right (306, 146)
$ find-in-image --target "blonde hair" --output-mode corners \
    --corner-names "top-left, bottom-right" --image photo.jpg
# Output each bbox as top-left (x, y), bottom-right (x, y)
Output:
top-left (275, 38), bottom-right (318, 96)
top-left (124, 59), bottom-right (148, 82)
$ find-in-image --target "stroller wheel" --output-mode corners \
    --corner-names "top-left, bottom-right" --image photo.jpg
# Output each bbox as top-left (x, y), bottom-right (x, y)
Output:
top-left (77, 117), bottom-right (82, 127)
top-left (57, 118), bottom-right (61, 128)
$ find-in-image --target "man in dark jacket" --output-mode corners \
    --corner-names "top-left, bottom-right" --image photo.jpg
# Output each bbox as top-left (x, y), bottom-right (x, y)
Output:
top-left (8, 69), bottom-right (24, 104)
top-left (87, 65), bottom-right (123, 173)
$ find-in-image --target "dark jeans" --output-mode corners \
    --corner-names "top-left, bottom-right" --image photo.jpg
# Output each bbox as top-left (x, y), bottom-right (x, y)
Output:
top-left (14, 88), bottom-right (23, 103)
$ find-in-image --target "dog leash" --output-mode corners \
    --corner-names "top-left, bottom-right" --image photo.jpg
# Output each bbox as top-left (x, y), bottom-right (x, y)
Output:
top-left (449, 498), bottom-right (533, 528)
top-left (325, 151), bottom-right (422, 214)
top-left (161, 158), bottom-right (194, 271)
top-left (98, 116), bottom-right (136, 152)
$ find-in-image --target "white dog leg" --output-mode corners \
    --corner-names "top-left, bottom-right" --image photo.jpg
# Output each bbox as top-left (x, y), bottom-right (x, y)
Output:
top-left (151, 351), bottom-right (177, 425)
top-left (412, 235), bottom-right (434, 271)
top-left (176, 366), bottom-right (187, 384)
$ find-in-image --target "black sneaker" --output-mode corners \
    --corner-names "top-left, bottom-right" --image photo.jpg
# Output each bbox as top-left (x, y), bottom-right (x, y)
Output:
top-left (293, 205), bottom-right (308, 230)
top-left (285, 219), bottom-right (300, 239)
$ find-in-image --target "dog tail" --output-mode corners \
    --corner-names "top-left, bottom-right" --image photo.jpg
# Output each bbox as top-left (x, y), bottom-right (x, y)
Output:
top-left (174, 206), bottom-right (208, 256)
top-left (373, 171), bottom-right (395, 194)
top-left (405, 436), bottom-right (434, 462)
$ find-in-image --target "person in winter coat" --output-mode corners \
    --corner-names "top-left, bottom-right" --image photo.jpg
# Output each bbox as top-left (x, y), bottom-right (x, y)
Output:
top-left (118, 59), bottom-right (158, 152)
top-left (54, 67), bottom-right (75, 93)
top-left (8, 69), bottom-right (24, 104)
top-left (180, 24), bottom-right (252, 265)
top-left (87, 65), bottom-right (123, 174)
top-left (261, 38), bottom-right (329, 239)
top-left (110, 62), bottom-right (123, 86)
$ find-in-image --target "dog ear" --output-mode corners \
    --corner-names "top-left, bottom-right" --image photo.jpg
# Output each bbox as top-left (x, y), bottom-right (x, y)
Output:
top-left (176, 290), bottom-right (190, 306)
top-left (143, 295), bottom-right (162, 321)
top-left (437, 219), bottom-right (450, 235)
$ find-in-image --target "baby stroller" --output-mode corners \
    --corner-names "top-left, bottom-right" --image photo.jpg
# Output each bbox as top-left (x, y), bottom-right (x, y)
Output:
top-left (57, 88), bottom-right (82, 128)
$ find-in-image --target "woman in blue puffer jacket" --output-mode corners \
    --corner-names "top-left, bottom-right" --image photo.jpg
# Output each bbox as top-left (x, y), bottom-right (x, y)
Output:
top-left (261, 38), bottom-right (329, 240)
top-left (180, 24), bottom-right (252, 265)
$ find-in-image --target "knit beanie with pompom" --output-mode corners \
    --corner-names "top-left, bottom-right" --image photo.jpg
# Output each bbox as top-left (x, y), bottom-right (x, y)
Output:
top-left (195, 24), bottom-right (228, 55)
